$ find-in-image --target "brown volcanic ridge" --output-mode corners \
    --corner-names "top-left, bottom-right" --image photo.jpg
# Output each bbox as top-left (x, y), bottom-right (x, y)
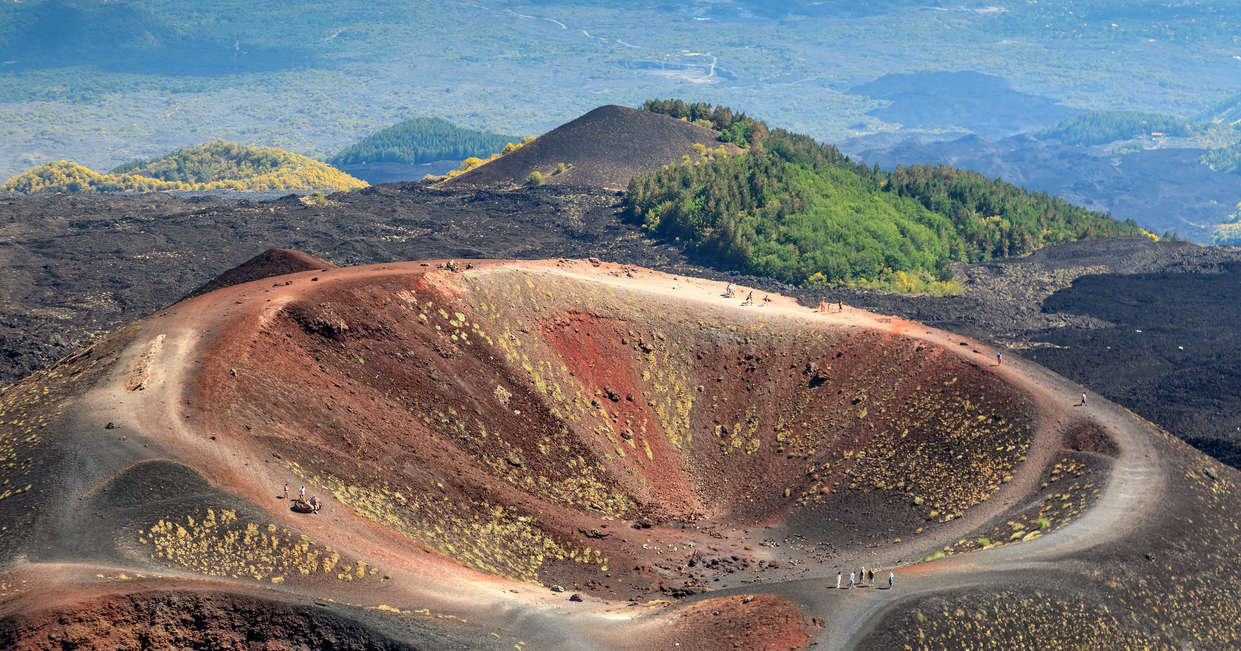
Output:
top-left (444, 105), bottom-right (732, 190)
top-left (2, 257), bottom-right (1240, 649)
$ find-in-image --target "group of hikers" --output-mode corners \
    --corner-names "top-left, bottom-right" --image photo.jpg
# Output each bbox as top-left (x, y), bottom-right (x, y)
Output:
top-left (835, 567), bottom-right (894, 590)
top-left (816, 298), bottom-right (843, 312)
top-left (724, 283), bottom-right (771, 307)
top-left (282, 483), bottom-right (321, 513)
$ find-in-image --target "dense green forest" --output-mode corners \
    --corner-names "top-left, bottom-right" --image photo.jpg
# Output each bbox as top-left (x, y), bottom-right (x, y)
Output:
top-left (629, 101), bottom-right (1149, 293)
top-left (328, 117), bottom-right (522, 167)
top-left (1036, 110), bottom-right (1196, 146)
top-left (4, 142), bottom-right (366, 193)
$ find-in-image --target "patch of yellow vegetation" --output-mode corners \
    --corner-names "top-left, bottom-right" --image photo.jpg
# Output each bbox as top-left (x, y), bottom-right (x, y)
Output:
top-left (894, 592), bottom-right (1151, 648)
top-left (140, 508), bottom-right (379, 584)
top-left (846, 388), bottom-right (1031, 521)
top-left (3, 142), bottom-right (367, 194)
top-left (297, 468), bottom-right (607, 583)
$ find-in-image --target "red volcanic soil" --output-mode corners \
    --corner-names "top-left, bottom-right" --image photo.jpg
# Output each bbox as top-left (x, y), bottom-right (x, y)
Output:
top-left (187, 247), bottom-right (336, 298)
top-left (631, 594), bottom-right (817, 651)
top-left (444, 105), bottom-right (731, 190)
top-left (2, 256), bottom-right (1233, 648)
top-left (1, 589), bottom-right (410, 650)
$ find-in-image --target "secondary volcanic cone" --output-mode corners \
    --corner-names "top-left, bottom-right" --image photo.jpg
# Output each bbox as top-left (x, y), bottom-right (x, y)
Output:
top-left (2, 257), bottom-right (1239, 648)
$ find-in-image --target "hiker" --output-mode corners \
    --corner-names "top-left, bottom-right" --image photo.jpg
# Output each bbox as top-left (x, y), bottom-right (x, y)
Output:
top-left (867, 568), bottom-right (874, 585)
top-left (726, 283), bottom-right (737, 297)
top-left (859, 567), bottom-right (866, 586)
top-left (838, 300), bottom-right (843, 311)
top-left (299, 486), bottom-right (306, 500)
top-left (836, 572), bottom-right (842, 589)
top-left (762, 295), bottom-right (771, 306)
top-left (744, 290), bottom-right (754, 305)
top-left (282, 483), bottom-right (288, 500)
top-left (888, 570), bottom-right (894, 588)
top-left (1079, 393), bottom-right (1087, 406)
top-left (997, 353), bottom-right (1003, 365)
top-left (848, 572), bottom-right (855, 588)
top-left (818, 298), bottom-right (828, 312)
top-left (309, 496), bottom-right (320, 513)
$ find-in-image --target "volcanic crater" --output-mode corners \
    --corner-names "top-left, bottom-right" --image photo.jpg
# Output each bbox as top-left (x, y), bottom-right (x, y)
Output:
top-left (193, 259), bottom-right (1041, 594)
top-left (4, 257), bottom-right (1218, 649)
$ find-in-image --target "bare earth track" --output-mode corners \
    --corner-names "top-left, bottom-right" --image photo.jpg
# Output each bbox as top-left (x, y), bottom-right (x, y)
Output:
top-left (3, 258), bottom-right (1240, 648)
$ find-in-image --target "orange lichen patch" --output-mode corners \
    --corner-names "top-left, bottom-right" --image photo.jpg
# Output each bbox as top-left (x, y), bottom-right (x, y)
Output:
top-left (636, 594), bottom-right (816, 651)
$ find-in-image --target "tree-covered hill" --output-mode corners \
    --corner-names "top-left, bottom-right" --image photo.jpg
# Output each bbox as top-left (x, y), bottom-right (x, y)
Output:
top-left (632, 101), bottom-right (1149, 293)
top-left (4, 142), bottom-right (366, 193)
top-left (328, 117), bottom-right (522, 167)
top-left (1036, 110), bottom-right (1196, 146)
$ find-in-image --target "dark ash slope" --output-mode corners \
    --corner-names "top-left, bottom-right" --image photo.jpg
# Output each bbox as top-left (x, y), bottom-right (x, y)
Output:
top-left (444, 105), bottom-right (726, 190)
